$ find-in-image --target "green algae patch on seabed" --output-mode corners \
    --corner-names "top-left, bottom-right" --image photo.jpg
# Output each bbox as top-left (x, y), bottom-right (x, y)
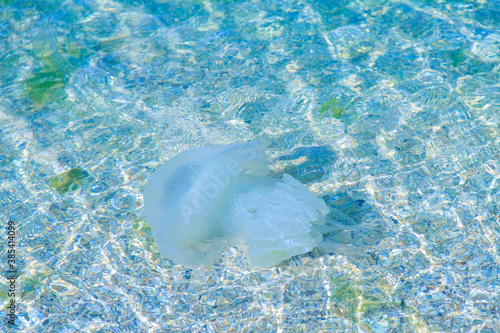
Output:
top-left (24, 67), bottom-right (68, 105)
top-left (22, 31), bottom-right (92, 106)
top-left (318, 97), bottom-right (345, 119)
top-left (327, 271), bottom-right (428, 330)
top-left (49, 168), bottom-right (92, 194)
top-left (131, 219), bottom-right (159, 254)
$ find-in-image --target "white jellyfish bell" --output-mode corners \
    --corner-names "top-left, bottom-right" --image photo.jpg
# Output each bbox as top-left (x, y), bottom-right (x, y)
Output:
top-left (143, 141), bottom-right (352, 267)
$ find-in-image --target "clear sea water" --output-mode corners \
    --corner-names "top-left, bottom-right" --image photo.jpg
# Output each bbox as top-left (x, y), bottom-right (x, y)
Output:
top-left (1, 0), bottom-right (500, 331)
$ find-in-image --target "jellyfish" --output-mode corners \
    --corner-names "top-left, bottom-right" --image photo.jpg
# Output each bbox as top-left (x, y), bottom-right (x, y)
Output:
top-left (143, 141), bottom-right (355, 267)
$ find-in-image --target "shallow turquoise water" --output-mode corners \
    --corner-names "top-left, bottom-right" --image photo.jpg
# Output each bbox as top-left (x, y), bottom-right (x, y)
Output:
top-left (1, 0), bottom-right (499, 331)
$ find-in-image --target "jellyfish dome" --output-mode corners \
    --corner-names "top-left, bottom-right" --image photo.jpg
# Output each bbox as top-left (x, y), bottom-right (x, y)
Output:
top-left (143, 141), bottom-right (330, 267)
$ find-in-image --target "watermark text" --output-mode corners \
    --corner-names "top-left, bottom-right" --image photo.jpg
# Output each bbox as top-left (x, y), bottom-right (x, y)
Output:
top-left (6, 220), bottom-right (17, 326)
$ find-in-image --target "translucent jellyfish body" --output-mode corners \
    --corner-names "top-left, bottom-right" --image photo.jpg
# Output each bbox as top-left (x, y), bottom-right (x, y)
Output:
top-left (143, 141), bottom-right (330, 267)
